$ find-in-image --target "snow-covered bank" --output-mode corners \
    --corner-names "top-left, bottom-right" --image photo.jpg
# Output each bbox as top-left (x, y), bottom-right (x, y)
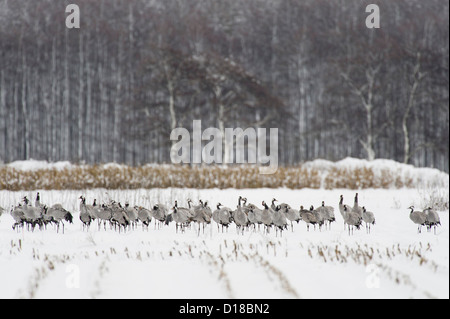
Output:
top-left (0, 188), bottom-right (448, 299)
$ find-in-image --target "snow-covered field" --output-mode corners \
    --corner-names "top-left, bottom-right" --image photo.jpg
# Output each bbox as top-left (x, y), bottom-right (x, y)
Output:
top-left (0, 188), bottom-right (448, 299)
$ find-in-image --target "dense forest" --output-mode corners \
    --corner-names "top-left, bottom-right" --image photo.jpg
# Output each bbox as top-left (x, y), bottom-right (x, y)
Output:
top-left (0, 0), bottom-right (448, 171)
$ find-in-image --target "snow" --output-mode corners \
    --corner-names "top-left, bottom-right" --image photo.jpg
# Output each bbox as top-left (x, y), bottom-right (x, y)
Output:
top-left (5, 160), bottom-right (74, 171)
top-left (0, 187), bottom-right (448, 299)
top-left (303, 157), bottom-right (449, 189)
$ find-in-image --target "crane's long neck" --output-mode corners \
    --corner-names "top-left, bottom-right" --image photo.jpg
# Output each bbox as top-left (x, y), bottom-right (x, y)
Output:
top-left (339, 196), bottom-right (343, 205)
top-left (354, 194), bottom-right (359, 208)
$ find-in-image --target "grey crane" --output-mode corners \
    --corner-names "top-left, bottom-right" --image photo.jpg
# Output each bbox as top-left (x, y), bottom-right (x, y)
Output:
top-left (90, 199), bottom-right (102, 221)
top-left (151, 204), bottom-right (168, 229)
top-left (96, 203), bottom-right (113, 231)
top-left (124, 203), bottom-right (139, 229)
top-left (0, 205), bottom-right (4, 219)
top-left (46, 204), bottom-right (73, 234)
top-left (362, 206), bottom-right (376, 234)
top-left (408, 206), bottom-right (427, 233)
top-left (79, 196), bottom-right (104, 229)
top-left (310, 205), bottom-right (324, 231)
top-left (299, 205), bottom-right (317, 231)
top-left (11, 204), bottom-right (26, 231)
top-left (272, 205), bottom-right (288, 237)
top-left (233, 206), bottom-right (248, 235)
top-left (343, 204), bottom-right (362, 235)
top-left (282, 206), bottom-right (300, 232)
top-left (136, 206), bottom-right (152, 230)
top-left (186, 199), bottom-right (199, 219)
top-left (110, 202), bottom-right (130, 233)
top-left (242, 198), bottom-right (256, 230)
top-left (11, 200), bottom-right (46, 232)
top-left (233, 196), bottom-right (249, 234)
top-left (212, 203), bottom-right (221, 231)
top-left (424, 207), bottom-right (440, 234)
top-left (339, 195), bottom-right (348, 230)
top-left (21, 197), bottom-right (45, 231)
top-left (261, 201), bottom-right (274, 234)
top-left (79, 196), bottom-right (92, 230)
top-left (35, 192), bottom-right (44, 208)
top-left (317, 201), bottom-right (335, 230)
top-left (190, 203), bottom-right (212, 236)
top-left (246, 203), bottom-right (263, 230)
top-left (165, 200), bottom-right (191, 233)
top-left (202, 201), bottom-right (212, 219)
top-left (217, 203), bottom-right (233, 232)
top-left (352, 193), bottom-right (363, 219)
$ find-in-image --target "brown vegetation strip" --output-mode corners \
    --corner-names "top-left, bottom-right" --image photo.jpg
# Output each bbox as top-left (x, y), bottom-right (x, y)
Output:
top-left (0, 164), bottom-right (421, 191)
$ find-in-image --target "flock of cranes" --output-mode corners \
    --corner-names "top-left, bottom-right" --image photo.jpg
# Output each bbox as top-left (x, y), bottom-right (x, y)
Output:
top-left (0, 192), bottom-right (442, 236)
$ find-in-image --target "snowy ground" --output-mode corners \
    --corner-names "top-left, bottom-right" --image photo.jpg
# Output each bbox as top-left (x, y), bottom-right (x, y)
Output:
top-left (0, 188), bottom-right (448, 299)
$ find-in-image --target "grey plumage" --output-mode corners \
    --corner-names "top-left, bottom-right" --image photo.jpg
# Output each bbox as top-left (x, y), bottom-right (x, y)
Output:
top-left (190, 202), bottom-right (212, 235)
top-left (310, 205), bottom-right (324, 231)
top-left (282, 206), bottom-right (300, 231)
top-left (299, 205), bottom-right (317, 231)
top-left (246, 203), bottom-right (263, 228)
top-left (232, 197), bottom-right (249, 234)
top-left (339, 195), bottom-right (347, 229)
top-left (46, 204), bottom-right (73, 233)
top-left (22, 197), bottom-right (45, 230)
top-left (110, 202), bottom-right (130, 232)
top-left (317, 201), bottom-right (335, 229)
top-left (212, 204), bottom-right (221, 231)
top-left (352, 193), bottom-right (363, 219)
top-left (271, 198), bottom-right (278, 211)
top-left (408, 206), bottom-right (427, 233)
top-left (271, 205), bottom-right (288, 236)
top-left (202, 201), bottom-right (212, 219)
top-left (343, 204), bottom-right (362, 235)
top-left (261, 201), bottom-right (274, 233)
top-left (218, 204), bottom-right (233, 231)
top-left (186, 199), bottom-right (199, 219)
top-left (233, 205), bottom-right (248, 234)
top-left (79, 196), bottom-right (92, 230)
top-left (35, 192), bottom-right (44, 208)
top-left (167, 201), bottom-right (191, 232)
top-left (11, 205), bottom-right (27, 230)
top-left (97, 204), bottom-right (113, 230)
top-left (151, 203), bottom-right (168, 228)
top-left (362, 206), bottom-right (375, 234)
top-left (424, 207), bottom-right (440, 234)
top-left (137, 206), bottom-right (152, 230)
top-left (124, 203), bottom-right (139, 229)
top-left (11, 197), bottom-right (45, 231)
